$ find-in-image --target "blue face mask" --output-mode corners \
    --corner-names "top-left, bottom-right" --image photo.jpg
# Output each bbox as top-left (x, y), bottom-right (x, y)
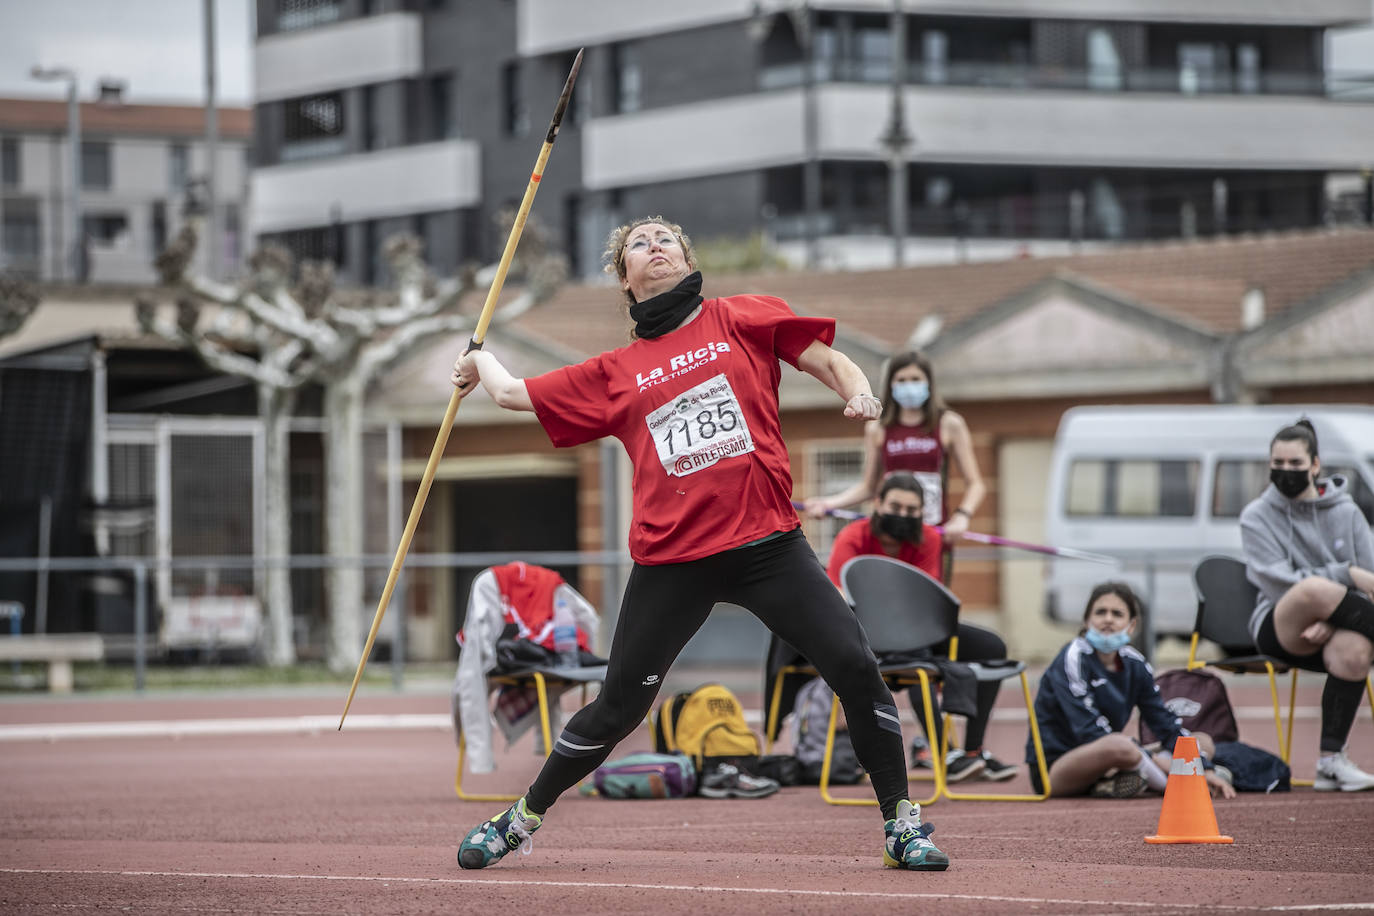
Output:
top-left (1084, 627), bottom-right (1132, 653)
top-left (890, 380), bottom-right (930, 409)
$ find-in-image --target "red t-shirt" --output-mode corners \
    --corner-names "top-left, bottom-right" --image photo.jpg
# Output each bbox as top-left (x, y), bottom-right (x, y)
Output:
top-left (825, 518), bottom-right (943, 588)
top-left (526, 295), bottom-right (835, 565)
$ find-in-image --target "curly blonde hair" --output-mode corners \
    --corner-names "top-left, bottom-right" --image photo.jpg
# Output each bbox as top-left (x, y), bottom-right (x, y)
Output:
top-left (602, 216), bottom-right (697, 305)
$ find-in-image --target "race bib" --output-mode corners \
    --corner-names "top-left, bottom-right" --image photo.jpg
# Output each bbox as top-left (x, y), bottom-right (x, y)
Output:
top-left (645, 373), bottom-right (755, 478)
top-left (913, 471), bottom-right (943, 525)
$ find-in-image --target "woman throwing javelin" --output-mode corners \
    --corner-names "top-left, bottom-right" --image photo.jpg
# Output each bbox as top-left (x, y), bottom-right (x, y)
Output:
top-left (450, 217), bottom-right (948, 871)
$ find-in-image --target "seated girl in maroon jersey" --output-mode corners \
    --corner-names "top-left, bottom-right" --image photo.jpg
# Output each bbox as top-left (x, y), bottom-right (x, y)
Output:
top-left (450, 216), bottom-right (949, 872)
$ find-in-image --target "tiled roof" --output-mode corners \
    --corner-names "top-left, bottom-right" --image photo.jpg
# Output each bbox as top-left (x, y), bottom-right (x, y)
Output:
top-left (510, 227), bottom-right (1374, 358)
top-left (0, 96), bottom-right (252, 139)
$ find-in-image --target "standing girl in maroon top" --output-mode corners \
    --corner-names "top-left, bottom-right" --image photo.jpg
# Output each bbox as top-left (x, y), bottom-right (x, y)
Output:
top-left (451, 217), bottom-right (948, 872)
top-left (805, 350), bottom-right (986, 563)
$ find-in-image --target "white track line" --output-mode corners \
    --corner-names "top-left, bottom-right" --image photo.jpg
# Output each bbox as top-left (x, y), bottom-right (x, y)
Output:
top-left (0, 714), bottom-right (451, 742)
top-left (0, 705), bottom-right (1315, 742)
top-left (0, 869), bottom-right (1367, 911)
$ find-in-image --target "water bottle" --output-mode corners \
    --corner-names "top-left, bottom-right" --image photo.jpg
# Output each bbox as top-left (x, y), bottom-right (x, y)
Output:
top-left (552, 593), bottom-right (579, 668)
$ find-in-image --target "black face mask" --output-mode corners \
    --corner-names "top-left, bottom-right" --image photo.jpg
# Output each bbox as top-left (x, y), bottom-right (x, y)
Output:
top-left (876, 513), bottom-right (922, 543)
top-left (1270, 467), bottom-right (1312, 500)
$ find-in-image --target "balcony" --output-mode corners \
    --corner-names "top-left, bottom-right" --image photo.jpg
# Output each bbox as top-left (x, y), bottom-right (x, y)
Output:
top-left (255, 12), bottom-right (422, 102)
top-left (583, 83), bottom-right (1374, 190)
top-left (250, 140), bottom-right (481, 234)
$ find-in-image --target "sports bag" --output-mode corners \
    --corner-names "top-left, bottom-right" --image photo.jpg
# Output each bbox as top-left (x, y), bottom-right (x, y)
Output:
top-left (1140, 668), bottom-right (1240, 745)
top-left (1212, 740), bottom-right (1291, 793)
top-left (583, 752), bottom-right (696, 799)
top-left (791, 677), bottom-right (864, 785)
top-left (652, 683), bottom-right (761, 770)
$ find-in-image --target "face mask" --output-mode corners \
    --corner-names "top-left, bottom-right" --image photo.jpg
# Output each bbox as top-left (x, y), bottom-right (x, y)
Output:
top-left (890, 380), bottom-right (929, 409)
top-left (1269, 467), bottom-right (1312, 500)
top-left (1084, 627), bottom-right (1132, 653)
top-left (877, 513), bottom-right (921, 543)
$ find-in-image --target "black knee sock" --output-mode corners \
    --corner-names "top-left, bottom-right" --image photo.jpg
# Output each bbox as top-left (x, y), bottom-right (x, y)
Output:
top-left (1327, 588), bottom-right (1374, 643)
top-left (1320, 674), bottom-right (1367, 754)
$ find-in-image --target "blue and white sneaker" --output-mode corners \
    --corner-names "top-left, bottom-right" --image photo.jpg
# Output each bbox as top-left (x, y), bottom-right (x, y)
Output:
top-left (883, 800), bottom-right (949, 871)
top-left (457, 797), bottom-right (542, 869)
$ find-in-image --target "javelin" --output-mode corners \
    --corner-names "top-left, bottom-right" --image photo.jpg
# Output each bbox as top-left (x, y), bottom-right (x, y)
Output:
top-left (340, 50), bottom-right (584, 729)
top-left (792, 501), bottom-right (1117, 565)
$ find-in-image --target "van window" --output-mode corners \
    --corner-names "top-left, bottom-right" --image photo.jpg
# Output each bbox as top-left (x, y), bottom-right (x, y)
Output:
top-left (1212, 460), bottom-right (1268, 518)
top-left (1066, 459), bottom-right (1198, 517)
top-left (1213, 459), bottom-right (1374, 524)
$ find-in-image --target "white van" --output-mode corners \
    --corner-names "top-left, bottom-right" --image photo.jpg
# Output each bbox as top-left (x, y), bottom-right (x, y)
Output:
top-left (1044, 405), bottom-right (1374, 640)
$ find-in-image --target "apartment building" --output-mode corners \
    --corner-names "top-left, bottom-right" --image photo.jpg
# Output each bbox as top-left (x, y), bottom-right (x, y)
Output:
top-left (0, 96), bottom-right (251, 285)
top-left (252, 0), bottom-right (1374, 278)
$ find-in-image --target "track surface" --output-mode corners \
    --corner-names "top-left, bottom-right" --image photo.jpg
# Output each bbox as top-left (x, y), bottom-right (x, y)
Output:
top-left (2, 679), bottom-right (1373, 915)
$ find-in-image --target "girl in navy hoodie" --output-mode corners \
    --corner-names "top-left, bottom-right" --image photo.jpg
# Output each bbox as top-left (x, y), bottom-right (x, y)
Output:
top-left (1027, 582), bottom-right (1236, 799)
top-left (1241, 418), bottom-right (1374, 791)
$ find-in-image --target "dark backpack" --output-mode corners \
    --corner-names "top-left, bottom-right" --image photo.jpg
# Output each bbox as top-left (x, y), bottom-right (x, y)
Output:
top-left (1212, 740), bottom-right (1291, 793)
top-left (1140, 668), bottom-right (1240, 745)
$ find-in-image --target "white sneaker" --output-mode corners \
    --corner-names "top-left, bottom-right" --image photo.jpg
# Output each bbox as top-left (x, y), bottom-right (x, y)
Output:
top-left (1314, 751), bottom-right (1374, 792)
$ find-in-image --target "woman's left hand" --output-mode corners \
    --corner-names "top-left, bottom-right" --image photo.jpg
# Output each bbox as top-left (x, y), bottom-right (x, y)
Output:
top-left (941, 511), bottom-right (970, 543)
top-left (844, 393), bottom-right (881, 420)
top-left (1205, 771), bottom-right (1237, 800)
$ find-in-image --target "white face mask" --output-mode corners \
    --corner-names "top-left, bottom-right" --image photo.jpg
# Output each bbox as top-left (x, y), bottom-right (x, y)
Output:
top-left (1084, 627), bottom-right (1131, 653)
top-left (890, 380), bottom-right (929, 409)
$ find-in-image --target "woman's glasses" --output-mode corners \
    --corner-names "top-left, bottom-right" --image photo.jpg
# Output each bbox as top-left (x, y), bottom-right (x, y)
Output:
top-left (625, 234), bottom-right (681, 254)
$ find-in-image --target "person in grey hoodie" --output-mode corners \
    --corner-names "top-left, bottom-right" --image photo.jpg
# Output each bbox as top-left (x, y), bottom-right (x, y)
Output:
top-left (1240, 418), bottom-right (1374, 792)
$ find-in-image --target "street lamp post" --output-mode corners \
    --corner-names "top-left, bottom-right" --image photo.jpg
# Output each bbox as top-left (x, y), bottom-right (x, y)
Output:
top-left (880, 0), bottom-right (912, 267)
top-left (30, 65), bottom-right (82, 283)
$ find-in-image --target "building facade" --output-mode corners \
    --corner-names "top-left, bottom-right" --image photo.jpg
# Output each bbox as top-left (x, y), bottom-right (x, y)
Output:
top-left (252, 0), bottom-right (1374, 279)
top-left (0, 97), bottom-right (251, 285)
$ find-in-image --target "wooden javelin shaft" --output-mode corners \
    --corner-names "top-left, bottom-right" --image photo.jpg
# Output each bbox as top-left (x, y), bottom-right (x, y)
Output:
top-left (340, 49), bottom-right (584, 730)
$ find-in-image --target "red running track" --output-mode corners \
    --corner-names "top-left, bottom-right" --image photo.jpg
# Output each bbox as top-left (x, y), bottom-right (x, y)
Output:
top-left (1, 683), bottom-right (1372, 915)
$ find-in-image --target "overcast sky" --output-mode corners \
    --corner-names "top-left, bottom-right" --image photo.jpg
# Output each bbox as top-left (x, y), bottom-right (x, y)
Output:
top-left (0, 0), bottom-right (1370, 108)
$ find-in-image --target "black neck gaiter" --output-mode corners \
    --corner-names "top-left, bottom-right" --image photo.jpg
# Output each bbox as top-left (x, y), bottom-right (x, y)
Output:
top-left (629, 271), bottom-right (703, 339)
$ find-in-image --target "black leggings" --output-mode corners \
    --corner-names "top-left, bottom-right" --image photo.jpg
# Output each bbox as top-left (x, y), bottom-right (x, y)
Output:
top-left (526, 529), bottom-right (908, 820)
top-left (906, 624), bottom-right (1006, 752)
top-left (1257, 607), bottom-right (1367, 753)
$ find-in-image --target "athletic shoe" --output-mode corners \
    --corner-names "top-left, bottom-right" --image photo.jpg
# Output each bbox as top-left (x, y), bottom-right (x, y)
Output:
top-left (978, 752), bottom-right (1019, 782)
top-left (883, 799), bottom-right (949, 871)
top-left (909, 735), bottom-right (934, 770)
top-left (944, 750), bottom-right (986, 783)
top-left (1089, 769), bottom-right (1148, 799)
top-left (457, 797), bottom-right (542, 869)
top-left (1314, 751), bottom-right (1374, 792)
top-left (698, 763), bottom-right (779, 799)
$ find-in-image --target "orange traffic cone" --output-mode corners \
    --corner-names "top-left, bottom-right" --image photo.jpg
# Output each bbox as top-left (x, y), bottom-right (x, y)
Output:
top-left (1145, 735), bottom-right (1233, 844)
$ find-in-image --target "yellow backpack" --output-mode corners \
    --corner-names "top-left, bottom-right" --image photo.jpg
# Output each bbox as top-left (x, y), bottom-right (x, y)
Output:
top-left (652, 683), bottom-right (760, 769)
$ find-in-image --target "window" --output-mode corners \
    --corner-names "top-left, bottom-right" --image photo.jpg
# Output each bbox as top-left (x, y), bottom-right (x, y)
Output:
top-left (2, 212), bottom-right (40, 259)
top-left (108, 442), bottom-right (156, 557)
top-left (1087, 28), bottom-right (1122, 91)
top-left (1213, 458), bottom-right (1374, 524)
top-left (1179, 42), bottom-right (1228, 94)
top-left (502, 62), bottom-right (529, 136)
top-left (1236, 43), bottom-right (1260, 94)
top-left (282, 93), bottom-right (346, 160)
top-left (428, 72), bottom-right (456, 140)
top-left (271, 225), bottom-right (343, 268)
top-left (277, 0), bottom-right (341, 31)
top-left (611, 44), bottom-right (642, 114)
top-left (921, 30), bottom-right (947, 85)
top-left (83, 213), bottom-right (129, 243)
top-left (1, 137), bottom-right (18, 187)
top-left (81, 141), bottom-right (111, 190)
top-left (1211, 460), bottom-right (1268, 518)
top-left (362, 84), bottom-right (383, 151)
top-left (1067, 459), bottom-right (1198, 517)
top-left (151, 200), bottom-right (167, 253)
top-left (169, 143), bottom-right (189, 191)
top-left (810, 444), bottom-right (866, 560)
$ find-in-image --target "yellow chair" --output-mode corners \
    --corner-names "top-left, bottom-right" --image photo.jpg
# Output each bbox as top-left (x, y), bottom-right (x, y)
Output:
top-left (1189, 555), bottom-right (1374, 786)
top-left (455, 666), bottom-right (604, 802)
top-left (836, 556), bottom-right (1049, 803)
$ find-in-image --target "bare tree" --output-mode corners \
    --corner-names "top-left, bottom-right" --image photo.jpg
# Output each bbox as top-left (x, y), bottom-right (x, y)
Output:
top-left (0, 272), bottom-right (41, 339)
top-left (139, 220), bottom-right (567, 669)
